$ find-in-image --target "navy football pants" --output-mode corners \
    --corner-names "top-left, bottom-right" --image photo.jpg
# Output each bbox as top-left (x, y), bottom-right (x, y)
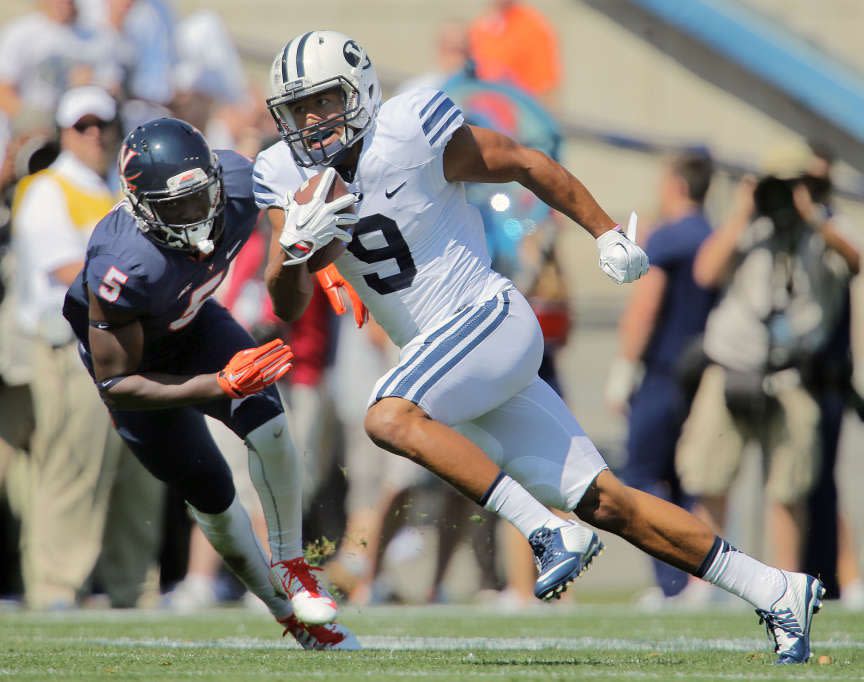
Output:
top-left (99, 301), bottom-right (283, 513)
top-left (624, 369), bottom-right (694, 597)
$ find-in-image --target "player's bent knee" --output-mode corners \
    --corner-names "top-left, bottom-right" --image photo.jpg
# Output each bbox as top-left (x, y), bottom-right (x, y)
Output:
top-left (179, 469), bottom-right (236, 515)
top-left (365, 398), bottom-right (426, 455)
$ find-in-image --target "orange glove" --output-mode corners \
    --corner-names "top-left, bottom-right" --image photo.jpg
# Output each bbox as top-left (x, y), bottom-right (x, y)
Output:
top-left (315, 264), bottom-right (368, 328)
top-left (217, 339), bottom-right (294, 398)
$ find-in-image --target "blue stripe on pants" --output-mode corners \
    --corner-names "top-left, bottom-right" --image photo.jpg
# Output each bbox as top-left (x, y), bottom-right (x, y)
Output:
top-left (375, 304), bottom-right (476, 401)
top-left (410, 291), bottom-right (510, 403)
top-left (378, 291), bottom-right (509, 403)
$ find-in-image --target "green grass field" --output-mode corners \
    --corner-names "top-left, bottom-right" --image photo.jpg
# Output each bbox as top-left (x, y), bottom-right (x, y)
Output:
top-left (0, 603), bottom-right (861, 681)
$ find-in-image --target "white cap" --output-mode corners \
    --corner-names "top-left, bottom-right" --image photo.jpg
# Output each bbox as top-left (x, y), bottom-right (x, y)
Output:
top-left (55, 86), bottom-right (117, 129)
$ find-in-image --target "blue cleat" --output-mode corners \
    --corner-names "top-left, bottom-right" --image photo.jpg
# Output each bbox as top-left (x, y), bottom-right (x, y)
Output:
top-left (755, 571), bottom-right (825, 664)
top-left (529, 523), bottom-right (604, 601)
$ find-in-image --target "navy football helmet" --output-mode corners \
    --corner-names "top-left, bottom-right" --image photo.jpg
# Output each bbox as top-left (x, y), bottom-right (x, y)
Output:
top-left (118, 118), bottom-right (224, 255)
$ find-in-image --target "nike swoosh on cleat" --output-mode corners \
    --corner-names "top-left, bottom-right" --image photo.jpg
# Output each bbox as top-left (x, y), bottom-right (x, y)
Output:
top-left (537, 556), bottom-right (578, 582)
top-left (384, 181), bottom-right (407, 199)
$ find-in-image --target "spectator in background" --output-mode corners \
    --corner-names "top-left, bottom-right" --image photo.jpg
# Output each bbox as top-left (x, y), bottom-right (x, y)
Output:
top-left (0, 0), bottom-right (83, 123)
top-left (76, 0), bottom-right (177, 107)
top-left (798, 141), bottom-right (863, 606)
top-left (171, 9), bottom-right (248, 141)
top-left (398, 20), bottom-right (471, 94)
top-left (122, 0), bottom-right (177, 105)
top-left (606, 152), bottom-right (716, 605)
top-left (0, 0), bottom-right (84, 189)
top-left (678, 143), bottom-right (859, 573)
top-left (468, 0), bottom-right (561, 108)
top-left (77, 0), bottom-right (178, 139)
top-left (329, 316), bottom-right (426, 605)
top-left (10, 86), bottom-right (161, 608)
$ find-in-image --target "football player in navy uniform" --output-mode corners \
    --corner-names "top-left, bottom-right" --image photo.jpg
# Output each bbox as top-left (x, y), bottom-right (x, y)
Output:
top-left (256, 31), bottom-right (824, 663)
top-left (62, 117), bottom-right (358, 650)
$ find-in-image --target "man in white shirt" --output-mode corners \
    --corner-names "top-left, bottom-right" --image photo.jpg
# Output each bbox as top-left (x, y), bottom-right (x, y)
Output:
top-left (11, 86), bottom-right (161, 609)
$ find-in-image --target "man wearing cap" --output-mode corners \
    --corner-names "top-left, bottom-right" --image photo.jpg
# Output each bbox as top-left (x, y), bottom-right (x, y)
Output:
top-left (676, 143), bottom-right (859, 574)
top-left (9, 85), bottom-right (161, 609)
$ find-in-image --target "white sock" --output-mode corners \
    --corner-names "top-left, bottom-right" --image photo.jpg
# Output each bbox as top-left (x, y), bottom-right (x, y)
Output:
top-left (189, 496), bottom-right (290, 619)
top-left (697, 537), bottom-right (787, 610)
top-left (482, 473), bottom-right (567, 538)
top-left (245, 414), bottom-right (303, 562)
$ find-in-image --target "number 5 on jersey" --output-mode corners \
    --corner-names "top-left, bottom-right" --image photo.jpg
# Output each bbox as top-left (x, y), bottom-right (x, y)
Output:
top-left (98, 266), bottom-right (129, 303)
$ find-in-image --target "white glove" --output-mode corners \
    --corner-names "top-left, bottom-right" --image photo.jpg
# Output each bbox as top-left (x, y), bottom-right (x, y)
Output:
top-left (280, 167), bottom-right (359, 265)
top-left (596, 211), bottom-right (649, 284)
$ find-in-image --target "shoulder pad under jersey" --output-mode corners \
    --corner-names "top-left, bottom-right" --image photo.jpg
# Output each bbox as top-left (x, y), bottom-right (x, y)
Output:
top-left (373, 87), bottom-right (465, 169)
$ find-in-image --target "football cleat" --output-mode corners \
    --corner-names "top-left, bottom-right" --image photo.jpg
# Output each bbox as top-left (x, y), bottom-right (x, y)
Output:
top-left (271, 558), bottom-right (338, 625)
top-left (529, 523), bottom-right (604, 601)
top-left (278, 614), bottom-right (361, 651)
top-left (755, 571), bottom-right (825, 664)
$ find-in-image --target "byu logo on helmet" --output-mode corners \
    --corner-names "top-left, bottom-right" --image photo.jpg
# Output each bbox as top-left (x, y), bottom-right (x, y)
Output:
top-left (342, 40), bottom-right (371, 69)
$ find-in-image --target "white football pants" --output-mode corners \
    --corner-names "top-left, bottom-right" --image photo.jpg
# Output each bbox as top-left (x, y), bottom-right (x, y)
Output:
top-left (371, 287), bottom-right (607, 511)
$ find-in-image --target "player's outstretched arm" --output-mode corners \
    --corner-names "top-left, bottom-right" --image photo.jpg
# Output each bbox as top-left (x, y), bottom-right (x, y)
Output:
top-left (264, 206), bottom-right (315, 323)
top-left (443, 124), bottom-right (616, 237)
top-left (443, 125), bottom-right (648, 283)
top-left (87, 291), bottom-right (291, 410)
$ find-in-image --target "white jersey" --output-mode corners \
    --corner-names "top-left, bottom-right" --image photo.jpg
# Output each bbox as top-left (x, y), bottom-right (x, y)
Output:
top-left (253, 87), bottom-right (510, 347)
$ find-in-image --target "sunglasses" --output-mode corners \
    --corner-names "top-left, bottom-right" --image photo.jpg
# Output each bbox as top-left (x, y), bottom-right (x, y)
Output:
top-left (72, 116), bottom-right (113, 133)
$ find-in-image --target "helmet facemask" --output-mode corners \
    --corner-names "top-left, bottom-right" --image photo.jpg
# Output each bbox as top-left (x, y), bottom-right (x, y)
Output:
top-left (268, 31), bottom-right (381, 168)
top-left (267, 77), bottom-right (367, 167)
top-left (127, 163), bottom-right (225, 255)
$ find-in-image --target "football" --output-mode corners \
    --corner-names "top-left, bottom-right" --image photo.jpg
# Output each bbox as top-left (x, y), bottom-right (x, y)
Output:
top-left (292, 170), bottom-right (355, 272)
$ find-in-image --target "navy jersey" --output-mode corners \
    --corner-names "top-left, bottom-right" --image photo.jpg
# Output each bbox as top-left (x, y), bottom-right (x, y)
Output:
top-left (64, 150), bottom-right (259, 369)
top-left (642, 211), bottom-right (716, 373)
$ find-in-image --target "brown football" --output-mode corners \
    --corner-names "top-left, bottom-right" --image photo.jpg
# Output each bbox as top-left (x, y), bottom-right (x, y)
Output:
top-left (292, 170), bottom-right (354, 272)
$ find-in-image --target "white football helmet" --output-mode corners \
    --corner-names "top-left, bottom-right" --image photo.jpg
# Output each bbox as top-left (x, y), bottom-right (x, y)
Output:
top-left (267, 30), bottom-right (382, 167)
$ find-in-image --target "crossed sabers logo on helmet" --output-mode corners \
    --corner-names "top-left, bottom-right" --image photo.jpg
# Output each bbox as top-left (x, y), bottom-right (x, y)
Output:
top-left (119, 146), bottom-right (141, 192)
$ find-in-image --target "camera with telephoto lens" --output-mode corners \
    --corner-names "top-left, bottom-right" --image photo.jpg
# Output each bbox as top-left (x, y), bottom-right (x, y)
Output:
top-left (753, 173), bottom-right (832, 232)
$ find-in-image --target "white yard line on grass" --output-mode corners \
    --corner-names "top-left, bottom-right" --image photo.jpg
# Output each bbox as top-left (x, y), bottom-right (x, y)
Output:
top-left (0, 673), bottom-right (860, 681)
top-left (52, 634), bottom-right (864, 652)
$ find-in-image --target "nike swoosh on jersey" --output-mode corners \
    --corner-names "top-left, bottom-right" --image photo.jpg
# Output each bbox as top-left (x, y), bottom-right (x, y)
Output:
top-left (384, 181), bottom-right (407, 199)
top-left (176, 283), bottom-right (193, 299)
top-left (226, 240), bottom-right (243, 260)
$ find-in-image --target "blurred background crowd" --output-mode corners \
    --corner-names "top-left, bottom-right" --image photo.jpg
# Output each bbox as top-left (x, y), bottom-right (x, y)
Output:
top-left (0, 0), bottom-right (863, 614)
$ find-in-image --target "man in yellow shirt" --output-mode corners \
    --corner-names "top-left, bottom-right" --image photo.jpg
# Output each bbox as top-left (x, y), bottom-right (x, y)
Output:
top-left (10, 86), bottom-right (161, 609)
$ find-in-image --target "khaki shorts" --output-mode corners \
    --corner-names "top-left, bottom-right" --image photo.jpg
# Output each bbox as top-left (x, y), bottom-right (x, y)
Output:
top-left (676, 364), bottom-right (820, 505)
top-left (344, 420), bottom-right (427, 514)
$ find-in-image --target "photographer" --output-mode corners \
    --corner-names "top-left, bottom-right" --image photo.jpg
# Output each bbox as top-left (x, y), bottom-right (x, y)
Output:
top-left (675, 144), bottom-right (859, 573)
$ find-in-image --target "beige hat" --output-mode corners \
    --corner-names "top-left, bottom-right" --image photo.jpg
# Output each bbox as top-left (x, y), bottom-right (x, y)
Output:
top-left (55, 86), bottom-right (117, 129)
top-left (759, 140), bottom-right (814, 180)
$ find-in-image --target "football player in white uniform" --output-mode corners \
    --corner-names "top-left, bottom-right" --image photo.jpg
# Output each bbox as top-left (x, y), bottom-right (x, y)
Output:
top-left (254, 31), bottom-right (824, 663)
